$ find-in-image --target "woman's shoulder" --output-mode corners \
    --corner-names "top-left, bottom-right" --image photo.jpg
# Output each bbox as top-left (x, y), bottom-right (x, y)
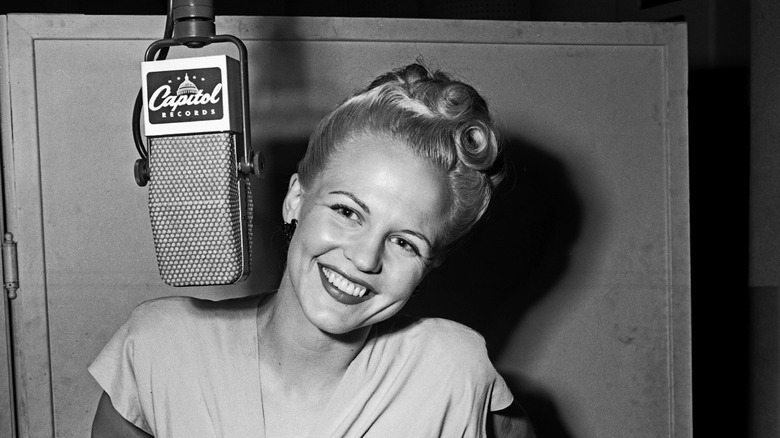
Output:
top-left (382, 314), bottom-right (486, 342)
top-left (367, 315), bottom-right (503, 400)
top-left (376, 315), bottom-right (491, 365)
top-left (124, 294), bottom-right (264, 341)
top-left (130, 294), bottom-right (262, 321)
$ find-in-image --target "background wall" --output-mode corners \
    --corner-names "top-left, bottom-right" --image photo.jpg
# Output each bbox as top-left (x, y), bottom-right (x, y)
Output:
top-left (0, 0), bottom-right (751, 437)
top-left (751, 1), bottom-right (780, 437)
top-left (0, 17), bottom-right (689, 437)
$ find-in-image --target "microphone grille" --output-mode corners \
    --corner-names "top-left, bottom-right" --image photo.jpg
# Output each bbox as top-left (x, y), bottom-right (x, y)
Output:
top-left (148, 132), bottom-right (251, 286)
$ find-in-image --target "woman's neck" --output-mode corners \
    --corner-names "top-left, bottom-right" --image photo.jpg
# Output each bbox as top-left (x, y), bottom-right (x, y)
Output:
top-left (257, 275), bottom-right (370, 393)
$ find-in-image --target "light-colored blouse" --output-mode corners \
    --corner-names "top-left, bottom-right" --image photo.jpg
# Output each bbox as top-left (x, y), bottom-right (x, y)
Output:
top-left (89, 295), bottom-right (514, 437)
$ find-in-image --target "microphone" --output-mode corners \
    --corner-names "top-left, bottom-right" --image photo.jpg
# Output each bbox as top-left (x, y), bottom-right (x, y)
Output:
top-left (134, 0), bottom-right (261, 287)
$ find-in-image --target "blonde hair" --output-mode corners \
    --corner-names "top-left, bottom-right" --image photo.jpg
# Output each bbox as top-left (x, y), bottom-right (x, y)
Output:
top-left (298, 63), bottom-right (504, 253)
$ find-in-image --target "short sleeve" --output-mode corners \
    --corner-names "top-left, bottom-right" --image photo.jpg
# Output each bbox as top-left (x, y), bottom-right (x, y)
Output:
top-left (417, 318), bottom-right (514, 413)
top-left (441, 321), bottom-right (515, 413)
top-left (489, 363), bottom-right (514, 412)
top-left (88, 304), bottom-right (156, 434)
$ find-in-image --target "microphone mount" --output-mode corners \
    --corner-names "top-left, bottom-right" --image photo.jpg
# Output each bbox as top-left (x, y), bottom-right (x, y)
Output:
top-left (172, 0), bottom-right (216, 48)
top-left (133, 0), bottom-right (264, 186)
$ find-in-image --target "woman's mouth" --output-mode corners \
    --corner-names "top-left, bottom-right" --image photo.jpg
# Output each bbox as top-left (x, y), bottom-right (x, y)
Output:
top-left (318, 264), bottom-right (373, 305)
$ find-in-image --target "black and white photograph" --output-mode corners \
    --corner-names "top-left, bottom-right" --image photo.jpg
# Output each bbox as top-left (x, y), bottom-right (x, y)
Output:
top-left (0, 1), bottom-right (754, 437)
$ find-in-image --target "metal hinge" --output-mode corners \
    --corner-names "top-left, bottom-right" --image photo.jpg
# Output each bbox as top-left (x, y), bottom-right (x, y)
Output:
top-left (2, 233), bottom-right (18, 299)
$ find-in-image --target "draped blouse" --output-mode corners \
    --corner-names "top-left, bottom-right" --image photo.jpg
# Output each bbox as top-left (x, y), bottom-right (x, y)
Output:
top-left (89, 295), bottom-right (513, 437)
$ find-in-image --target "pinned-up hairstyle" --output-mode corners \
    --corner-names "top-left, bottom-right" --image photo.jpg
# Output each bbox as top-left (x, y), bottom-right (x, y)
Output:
top-left (297, 62), bottom-right (505, 254)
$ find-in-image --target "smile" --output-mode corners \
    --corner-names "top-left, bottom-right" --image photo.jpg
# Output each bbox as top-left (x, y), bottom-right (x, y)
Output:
top-left (321, 266), bottom-right (367, 297)
top-left (317, 263), bottom-right (373, 305)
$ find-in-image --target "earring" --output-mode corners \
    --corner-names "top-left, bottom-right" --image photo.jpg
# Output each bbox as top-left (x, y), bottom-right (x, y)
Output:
top-left (282, 219), bottom-right (298, 242)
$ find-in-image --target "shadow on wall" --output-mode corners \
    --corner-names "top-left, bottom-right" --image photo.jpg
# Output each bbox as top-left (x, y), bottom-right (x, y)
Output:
top-left (259, 138), bottom-right (310, 268)
top-left (406, 136), bottom-right (583, 438)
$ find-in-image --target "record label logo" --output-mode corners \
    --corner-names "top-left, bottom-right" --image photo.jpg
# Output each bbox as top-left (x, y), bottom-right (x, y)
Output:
top-left (146, 67), bottom-right (223, 124)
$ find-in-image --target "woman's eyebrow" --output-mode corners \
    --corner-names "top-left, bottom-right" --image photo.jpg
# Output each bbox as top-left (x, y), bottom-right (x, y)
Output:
top-left (329, 190), bottom-right (370, 213)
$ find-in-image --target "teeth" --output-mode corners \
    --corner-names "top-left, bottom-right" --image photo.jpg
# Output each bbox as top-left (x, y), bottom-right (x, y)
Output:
top-left (353, 284), bottom-right (367, 297)
top-left (322, 266), bottom-right (367, 297)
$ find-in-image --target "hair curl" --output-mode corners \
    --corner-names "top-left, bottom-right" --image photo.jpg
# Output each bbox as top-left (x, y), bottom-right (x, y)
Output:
top-left (297, 62), bottom-right (505, 254)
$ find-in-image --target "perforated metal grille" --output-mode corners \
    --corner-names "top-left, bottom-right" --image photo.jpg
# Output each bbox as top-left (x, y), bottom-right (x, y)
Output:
top-left (148, 133), bottom-right (250, 286)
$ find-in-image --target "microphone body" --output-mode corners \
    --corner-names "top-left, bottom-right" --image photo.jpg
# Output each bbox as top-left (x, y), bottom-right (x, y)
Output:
top-left (142, 55), bottom-right (251, 286)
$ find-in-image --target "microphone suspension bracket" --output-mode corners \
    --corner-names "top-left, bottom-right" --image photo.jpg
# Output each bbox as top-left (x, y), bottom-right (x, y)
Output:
top-left (133, 0), bottom-right (263, 187)
top-left (142, 34), bottom-right (257, 181)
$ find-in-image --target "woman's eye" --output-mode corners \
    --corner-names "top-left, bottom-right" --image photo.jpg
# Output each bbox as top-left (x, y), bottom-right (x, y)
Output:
top-left (390, 236), bottom-right (421, 256)
top-left (332, 204), bottom-right (359, 221)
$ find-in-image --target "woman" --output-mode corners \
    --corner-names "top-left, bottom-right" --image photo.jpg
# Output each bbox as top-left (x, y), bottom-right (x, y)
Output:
top-left (90, 63), bottom-right (533, 437)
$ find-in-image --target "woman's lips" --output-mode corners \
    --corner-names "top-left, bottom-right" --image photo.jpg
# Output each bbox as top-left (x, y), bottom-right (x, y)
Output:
top-left (318, 263), bottom-right (373, 305)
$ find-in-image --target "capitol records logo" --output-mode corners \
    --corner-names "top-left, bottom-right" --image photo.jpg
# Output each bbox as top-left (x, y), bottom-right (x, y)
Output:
top-left (146, 67), bottom-right (223, 124)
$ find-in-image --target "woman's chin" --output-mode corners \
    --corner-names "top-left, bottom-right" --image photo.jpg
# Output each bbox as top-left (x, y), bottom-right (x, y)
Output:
top-left (315, 318), bottom-right (370, 339)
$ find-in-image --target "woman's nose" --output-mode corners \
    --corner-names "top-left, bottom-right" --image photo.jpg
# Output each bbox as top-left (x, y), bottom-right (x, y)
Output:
top-left (344, 233), bottom-right (383, 274)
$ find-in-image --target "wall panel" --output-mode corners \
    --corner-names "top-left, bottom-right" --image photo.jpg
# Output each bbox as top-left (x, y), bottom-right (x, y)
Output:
top-left (0, 15), bottom-right (690, 437)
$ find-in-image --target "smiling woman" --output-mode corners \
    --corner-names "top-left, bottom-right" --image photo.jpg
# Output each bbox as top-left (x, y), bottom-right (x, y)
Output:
top-left (89, 62), bottom-right (533, 437)
top-left (282, 135), bottom-right (451, 335)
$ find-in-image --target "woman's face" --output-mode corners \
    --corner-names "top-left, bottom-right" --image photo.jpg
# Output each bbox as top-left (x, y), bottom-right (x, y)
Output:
top-left (283, 133), bottom-right (451, 335)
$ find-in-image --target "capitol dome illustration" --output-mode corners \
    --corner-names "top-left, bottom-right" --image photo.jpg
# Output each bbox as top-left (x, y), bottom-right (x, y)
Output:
top-left (177, 74), bottom-right (199, 96)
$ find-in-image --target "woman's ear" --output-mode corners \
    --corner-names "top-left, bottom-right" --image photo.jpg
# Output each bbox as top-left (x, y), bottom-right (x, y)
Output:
top-left (282, 174), bottom-right (304, 222)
